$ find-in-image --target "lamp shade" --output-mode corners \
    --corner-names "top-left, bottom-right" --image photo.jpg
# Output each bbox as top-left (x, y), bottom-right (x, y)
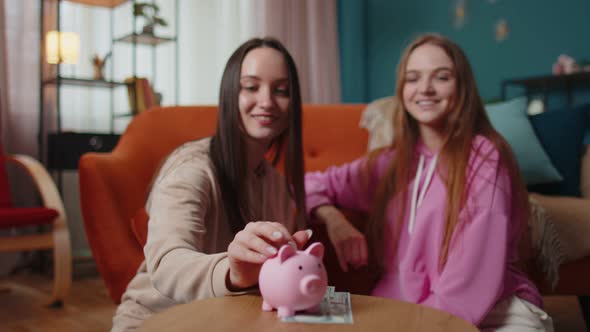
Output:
top-left (46, 31), bottom-right (80, 64)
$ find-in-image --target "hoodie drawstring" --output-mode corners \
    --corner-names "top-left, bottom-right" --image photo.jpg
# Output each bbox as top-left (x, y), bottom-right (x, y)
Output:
top-left (409, 154), bottom-right (438, 234)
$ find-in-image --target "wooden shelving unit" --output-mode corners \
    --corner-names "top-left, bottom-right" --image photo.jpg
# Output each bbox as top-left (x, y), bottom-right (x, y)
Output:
top-left (42, 76), bottom-right (129, 88)
top-left (38, 0), bottom-right (179, 170)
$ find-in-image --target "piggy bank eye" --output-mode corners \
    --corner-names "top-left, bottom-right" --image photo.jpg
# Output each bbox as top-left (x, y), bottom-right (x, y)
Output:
top-left (298, 265), bottom-right (302, 270)
top-left (318, 263), bottom-right (322, 268)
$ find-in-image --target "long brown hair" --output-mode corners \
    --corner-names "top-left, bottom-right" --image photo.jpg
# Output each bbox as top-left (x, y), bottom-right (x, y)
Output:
top-left (209, 37), bottom-right (306, 235)
top-left (365, 33), bottom-right (529, 276)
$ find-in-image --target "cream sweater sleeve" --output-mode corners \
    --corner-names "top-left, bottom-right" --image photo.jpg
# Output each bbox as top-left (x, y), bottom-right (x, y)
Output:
top-left (143, 155), bottom-right (234, 303)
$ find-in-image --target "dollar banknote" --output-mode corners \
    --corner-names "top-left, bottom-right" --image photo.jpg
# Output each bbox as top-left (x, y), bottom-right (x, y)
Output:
top-left (281, 287), bottom-right (353, 324)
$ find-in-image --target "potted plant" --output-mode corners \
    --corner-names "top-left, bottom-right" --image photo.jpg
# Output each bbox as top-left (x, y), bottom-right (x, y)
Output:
top-left (133, 2), bottom-right (168, 35)
top-left (90, 51), bottom-right (112, 80)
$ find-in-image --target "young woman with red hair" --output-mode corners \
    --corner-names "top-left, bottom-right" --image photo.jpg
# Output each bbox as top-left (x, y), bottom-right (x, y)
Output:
top-left (306, 34), bottom-right (553, 330)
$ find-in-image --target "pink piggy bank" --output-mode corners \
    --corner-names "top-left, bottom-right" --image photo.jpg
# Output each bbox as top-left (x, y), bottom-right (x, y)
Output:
top-left (258, 242), bottom-right (328, 318)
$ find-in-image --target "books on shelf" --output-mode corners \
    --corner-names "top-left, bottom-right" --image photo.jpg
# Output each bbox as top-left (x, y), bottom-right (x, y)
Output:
top-left (124, 77), bottom-right (159, 114)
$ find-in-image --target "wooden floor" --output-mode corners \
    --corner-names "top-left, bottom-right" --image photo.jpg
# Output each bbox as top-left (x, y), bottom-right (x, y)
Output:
top-left (1, 273), bottom-right (116, 332)
top-left (0, 272), bottom-right (587, 332)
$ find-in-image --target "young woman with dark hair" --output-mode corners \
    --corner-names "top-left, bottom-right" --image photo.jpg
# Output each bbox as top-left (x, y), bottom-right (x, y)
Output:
top-left (305, 34), bottom-right (553, 331)
top-left (112, 37), bottom-right (310, 331)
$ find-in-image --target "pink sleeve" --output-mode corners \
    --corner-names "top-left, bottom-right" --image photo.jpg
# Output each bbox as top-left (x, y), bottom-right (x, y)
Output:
top-left (305, 152), bottom-right (392, 216)
top-left (421, 144), bottom-right (512, 325)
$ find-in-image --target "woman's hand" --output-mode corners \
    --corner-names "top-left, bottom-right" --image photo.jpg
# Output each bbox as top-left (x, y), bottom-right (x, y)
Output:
top-left (315, 205), bottom-right (368, 272)
top-left (226, 221), bottom-right (311, 290)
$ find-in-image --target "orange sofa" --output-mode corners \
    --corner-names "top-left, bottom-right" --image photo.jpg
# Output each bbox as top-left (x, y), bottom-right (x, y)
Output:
top-left (79, 105), bottom-right (590, 311)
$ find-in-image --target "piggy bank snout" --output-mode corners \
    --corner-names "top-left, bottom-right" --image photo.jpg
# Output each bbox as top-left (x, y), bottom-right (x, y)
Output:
top-left (299, 275), bottom-right (327, 296)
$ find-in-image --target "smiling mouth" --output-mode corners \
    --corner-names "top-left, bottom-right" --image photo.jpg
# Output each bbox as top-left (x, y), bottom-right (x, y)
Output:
top-left (251, 114), bottom-right (278, 125)
top-left (416, 100), bottom-right (439, 105)
top-left (252, 114), bottom-right (275, 121)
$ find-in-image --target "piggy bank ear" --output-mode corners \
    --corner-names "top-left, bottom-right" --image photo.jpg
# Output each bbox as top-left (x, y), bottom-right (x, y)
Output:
top-left (305, 242), bottom-right (324, 259)
top-left (278, 244), bottom-right (296, 263)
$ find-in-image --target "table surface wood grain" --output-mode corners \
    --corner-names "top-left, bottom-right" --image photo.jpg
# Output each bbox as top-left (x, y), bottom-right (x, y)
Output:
top-left (139, 294), bottom-right (479, 332)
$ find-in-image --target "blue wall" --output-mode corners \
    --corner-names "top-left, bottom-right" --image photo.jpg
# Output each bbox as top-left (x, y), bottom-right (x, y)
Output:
top-left (339, 0), bottom-right (590, 103)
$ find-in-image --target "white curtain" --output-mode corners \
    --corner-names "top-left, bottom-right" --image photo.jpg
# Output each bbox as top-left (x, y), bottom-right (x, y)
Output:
top-left (175, 0), bottom-right (260, 105)
top-left (178, 0), bottom-right (340, 105)
top-left (1, 0), bottom-right (40, 156)
top-left (245, 0), bottom-right (341, 104)
top-left (0, 1), bottom-right (8, 147)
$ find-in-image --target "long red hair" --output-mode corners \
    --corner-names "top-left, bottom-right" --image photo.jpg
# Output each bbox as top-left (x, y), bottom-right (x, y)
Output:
top-left (365, 34), bottom-right (529, 276)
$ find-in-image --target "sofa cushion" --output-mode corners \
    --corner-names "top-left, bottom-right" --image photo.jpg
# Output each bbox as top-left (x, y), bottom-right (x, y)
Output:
top-left (359, 96), bottom-right (396, 151)
top-left (528, 104), bottom-right (589, 197)
top-left (485, 97), bottom-right (562, 185)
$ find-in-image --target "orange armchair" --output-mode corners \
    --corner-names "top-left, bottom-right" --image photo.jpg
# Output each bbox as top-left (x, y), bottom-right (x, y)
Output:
top-left (79, 106), bottom-right (219, 303)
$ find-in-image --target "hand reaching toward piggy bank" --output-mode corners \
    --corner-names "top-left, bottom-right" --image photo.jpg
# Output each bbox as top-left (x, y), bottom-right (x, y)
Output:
top-left (258, 242), bottom-right (328, 318)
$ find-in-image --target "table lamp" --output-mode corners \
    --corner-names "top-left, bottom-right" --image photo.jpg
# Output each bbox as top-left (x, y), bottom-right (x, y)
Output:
top-left (46, 30), bottom-right (80, 64)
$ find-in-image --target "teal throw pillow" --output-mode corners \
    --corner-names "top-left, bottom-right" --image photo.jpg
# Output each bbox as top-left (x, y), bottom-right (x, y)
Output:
top-left (485, 97), bottom-right (562, 185)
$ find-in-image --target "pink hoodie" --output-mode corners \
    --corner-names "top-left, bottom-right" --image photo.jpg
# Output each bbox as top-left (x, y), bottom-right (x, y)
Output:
top-left (305, 136), bottom-right (542, 325)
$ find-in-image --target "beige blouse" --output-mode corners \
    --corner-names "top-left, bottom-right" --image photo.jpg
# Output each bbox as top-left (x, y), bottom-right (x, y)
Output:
top-left (119, 137), bottom-right (302, 313)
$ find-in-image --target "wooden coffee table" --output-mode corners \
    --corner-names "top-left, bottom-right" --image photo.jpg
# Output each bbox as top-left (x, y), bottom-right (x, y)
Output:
top-left (139, 294), bottom-right (478, 331)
